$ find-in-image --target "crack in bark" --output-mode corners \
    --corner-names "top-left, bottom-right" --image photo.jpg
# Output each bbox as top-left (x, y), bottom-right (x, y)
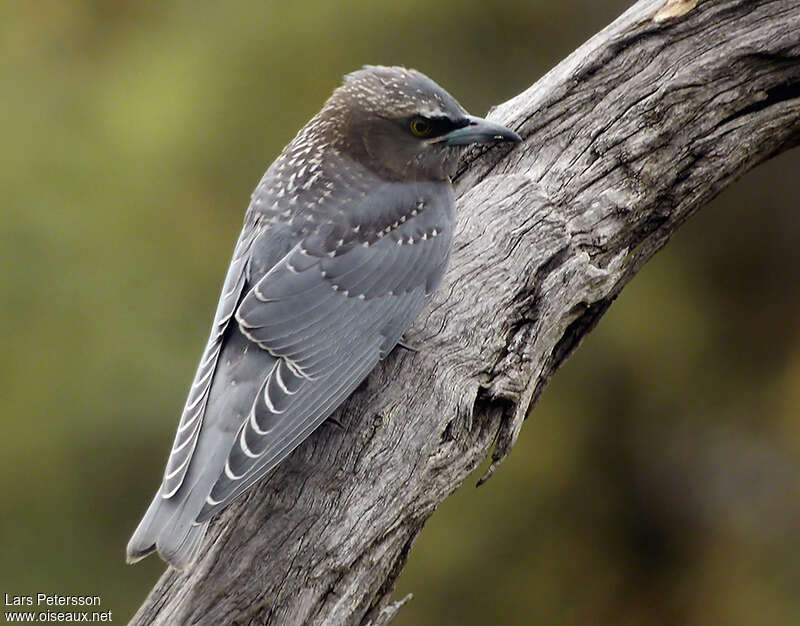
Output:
top-left (719, 81), bottom-right (800, 126)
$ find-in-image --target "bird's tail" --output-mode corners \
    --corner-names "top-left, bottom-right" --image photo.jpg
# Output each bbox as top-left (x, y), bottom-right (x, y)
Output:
top-left (126, 328), bottom-right (271, 569)
top-left (126, 485), bottom-right (209, 570)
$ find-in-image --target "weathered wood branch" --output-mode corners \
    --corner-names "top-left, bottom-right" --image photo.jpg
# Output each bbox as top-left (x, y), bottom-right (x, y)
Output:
top-left (132, 1), bottom-right (800, 624)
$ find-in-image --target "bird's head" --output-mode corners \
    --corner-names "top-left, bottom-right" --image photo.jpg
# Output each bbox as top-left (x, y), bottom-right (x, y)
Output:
top-left (324, 65), bottom-right (521, 182)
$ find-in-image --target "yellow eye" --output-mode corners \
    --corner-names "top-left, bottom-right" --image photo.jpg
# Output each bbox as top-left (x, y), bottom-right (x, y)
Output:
top-left (410, 117), bottom-right (433, 137)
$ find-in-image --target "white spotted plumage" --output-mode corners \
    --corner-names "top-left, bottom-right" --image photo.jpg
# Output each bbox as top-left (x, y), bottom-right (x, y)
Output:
top-left (127, 64), bottom-right (520, 571)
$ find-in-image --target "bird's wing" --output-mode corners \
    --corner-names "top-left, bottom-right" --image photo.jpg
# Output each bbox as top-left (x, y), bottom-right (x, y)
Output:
top-left (160, 214), bottom-right (264, 498)
top-left (196, 183), bottom-right (453, 520)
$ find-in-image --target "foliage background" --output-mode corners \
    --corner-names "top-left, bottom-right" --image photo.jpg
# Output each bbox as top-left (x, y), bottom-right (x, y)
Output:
top-left (2, 1), bottom-right (798, 624)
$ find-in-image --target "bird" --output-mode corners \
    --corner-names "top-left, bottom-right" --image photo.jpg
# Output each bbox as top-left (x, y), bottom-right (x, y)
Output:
top-left (126, 65), bottom-right (521, 569)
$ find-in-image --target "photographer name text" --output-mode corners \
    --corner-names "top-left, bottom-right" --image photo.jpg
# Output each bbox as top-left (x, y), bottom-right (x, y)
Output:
top-left (5, 594), bottom-right (101, 607)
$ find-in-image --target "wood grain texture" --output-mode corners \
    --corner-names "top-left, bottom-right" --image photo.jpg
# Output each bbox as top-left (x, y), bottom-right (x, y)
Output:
top-left (131, 1), bottom-right (800, 623)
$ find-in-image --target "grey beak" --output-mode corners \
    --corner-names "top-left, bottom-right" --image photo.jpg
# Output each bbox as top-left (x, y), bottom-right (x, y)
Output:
top-left (440, 115), bottom-right (521, 146)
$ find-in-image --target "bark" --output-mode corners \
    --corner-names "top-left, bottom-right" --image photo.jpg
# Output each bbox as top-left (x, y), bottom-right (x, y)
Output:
top-left (131, 1), bottom-right (800, 624)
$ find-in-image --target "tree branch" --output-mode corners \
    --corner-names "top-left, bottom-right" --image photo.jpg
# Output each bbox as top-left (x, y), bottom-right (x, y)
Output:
top-left (131, 1), bottom-right (800, 623)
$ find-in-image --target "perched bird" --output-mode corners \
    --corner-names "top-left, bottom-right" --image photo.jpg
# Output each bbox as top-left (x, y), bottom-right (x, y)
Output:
top-left (126, 65), bottom-right (520, 569)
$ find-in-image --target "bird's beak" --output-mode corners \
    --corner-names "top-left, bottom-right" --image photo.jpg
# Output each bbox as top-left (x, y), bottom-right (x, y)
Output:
top-left (438, 115), bottom-right (521, 146)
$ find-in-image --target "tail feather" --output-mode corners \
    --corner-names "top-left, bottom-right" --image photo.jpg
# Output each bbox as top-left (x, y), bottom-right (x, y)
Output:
top-left (125, 484), bottom-right (210, 570)
top-left (126, 490), bottom-right (169, 564)
top-left (127, 329), bottom-right (275, 569)
top-left (157, 521), bottom-right (208, 571)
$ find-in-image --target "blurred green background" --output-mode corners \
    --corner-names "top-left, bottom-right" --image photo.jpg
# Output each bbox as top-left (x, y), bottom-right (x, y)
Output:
top-left (2, 1), bottom-right (798, 624)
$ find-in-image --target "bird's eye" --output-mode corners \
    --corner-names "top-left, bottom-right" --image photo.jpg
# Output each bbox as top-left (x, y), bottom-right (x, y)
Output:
top-left (409, 117), bottom-right (433, 137)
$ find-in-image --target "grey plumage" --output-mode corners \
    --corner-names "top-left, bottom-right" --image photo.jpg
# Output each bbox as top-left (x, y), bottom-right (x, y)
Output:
top-left (126, 65), bottom-right (520, 569)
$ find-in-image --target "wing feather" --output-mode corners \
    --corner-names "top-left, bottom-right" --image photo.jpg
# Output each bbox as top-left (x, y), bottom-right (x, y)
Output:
top-left (197, 332), bottom-right (385, 521)
top-left (196, 183), bottom-right (455, 520)
top-left (160, 215), bottom-right (262, 498)
top-left (322, 239), bottom-right (401, 296)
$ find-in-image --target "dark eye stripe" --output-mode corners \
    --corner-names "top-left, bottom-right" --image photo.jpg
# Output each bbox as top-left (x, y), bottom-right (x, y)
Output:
top-left (408, 115), bottom-right (469, 138)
